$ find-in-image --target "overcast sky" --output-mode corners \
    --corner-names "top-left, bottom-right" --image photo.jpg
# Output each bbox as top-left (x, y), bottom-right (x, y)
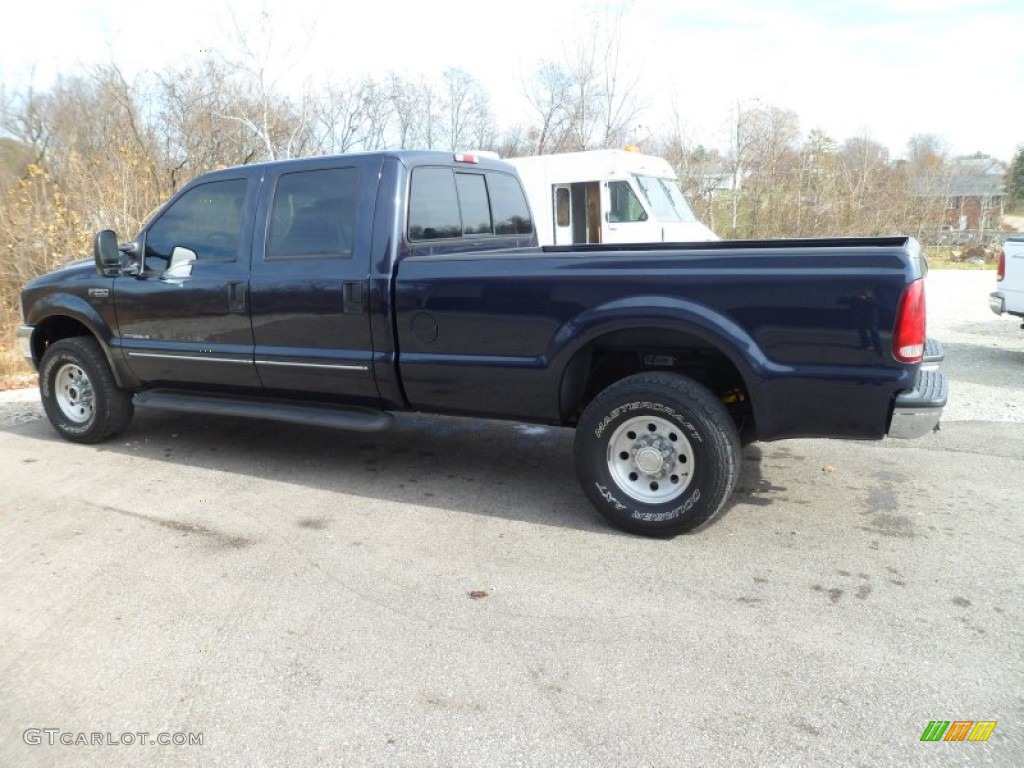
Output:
top-left (1, 0), bottom-right (1021, 161)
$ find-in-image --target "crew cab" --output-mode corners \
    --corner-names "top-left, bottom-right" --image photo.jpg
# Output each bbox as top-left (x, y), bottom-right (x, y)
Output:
top-left (991, 235), bottom-right (1024, 326)
top-left (18, 150), bottom-right (947, 536)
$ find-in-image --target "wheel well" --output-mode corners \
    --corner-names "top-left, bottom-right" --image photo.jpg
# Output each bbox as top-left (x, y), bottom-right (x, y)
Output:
top-left (30, 316), bottom-right (93, 366)
top-left (559, 327), bottom-right (756, 438)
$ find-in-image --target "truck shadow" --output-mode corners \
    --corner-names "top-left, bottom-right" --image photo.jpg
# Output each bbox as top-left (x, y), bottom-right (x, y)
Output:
top-left (3, 404), bottom-right (769, 536)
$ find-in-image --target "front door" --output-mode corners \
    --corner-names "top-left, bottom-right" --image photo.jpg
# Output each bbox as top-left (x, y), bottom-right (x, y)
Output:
top-left (603, 180), bottom-right (653, 243)
top-left (115, 173), bottom-right (261, 389)
top-left (248, 157), bottom-right (380, 402)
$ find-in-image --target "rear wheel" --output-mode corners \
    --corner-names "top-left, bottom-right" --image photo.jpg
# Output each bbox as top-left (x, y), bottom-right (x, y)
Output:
top-left (574, 372), bottom-right (741, 536)
top-left (39, 337), bottom-right (133, 444)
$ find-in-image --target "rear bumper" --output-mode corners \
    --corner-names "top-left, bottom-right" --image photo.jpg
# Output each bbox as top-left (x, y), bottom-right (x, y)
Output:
top-left (888, 369), bottom-right (948, 439)
top-left (921, 338), bottom-right (943, 372)
top-left (991, 291), bottom-right (1024, 319)
top-left (990, 292), bottom-right (1004, 315)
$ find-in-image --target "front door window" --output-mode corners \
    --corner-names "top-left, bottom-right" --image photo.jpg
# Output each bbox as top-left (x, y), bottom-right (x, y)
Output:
top-left (144, 179), bottom-right (248, 273)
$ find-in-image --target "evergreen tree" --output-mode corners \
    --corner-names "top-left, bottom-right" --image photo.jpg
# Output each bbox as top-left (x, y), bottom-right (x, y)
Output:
top-left (1008, 146), bottom-right (1024, 210)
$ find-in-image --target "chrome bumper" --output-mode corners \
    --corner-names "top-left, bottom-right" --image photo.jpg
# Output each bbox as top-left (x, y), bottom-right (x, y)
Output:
top-left (888, 369), bottom-right (948, 439)
top-left (989, 292), bottom-right (1004, 316)
top-left (16, 325), bottom-right (36, 370)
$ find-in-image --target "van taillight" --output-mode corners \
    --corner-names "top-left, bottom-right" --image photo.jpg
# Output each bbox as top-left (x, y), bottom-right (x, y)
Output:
top-left (893, 278), bottom-right (926, 363)
top-left (998, 249), bottom-right (1005, 281)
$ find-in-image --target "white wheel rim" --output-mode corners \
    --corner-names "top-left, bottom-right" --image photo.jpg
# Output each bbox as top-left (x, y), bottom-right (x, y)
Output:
top-left (54, 363), bottom-right (94, 424)
top-left (606, 415), bottom-right (695, 503)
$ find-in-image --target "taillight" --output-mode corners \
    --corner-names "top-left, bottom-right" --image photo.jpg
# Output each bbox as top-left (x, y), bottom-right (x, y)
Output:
top-left (893, 278), bottom-right (926, 363)
top-left (997, 249), bottom-right (1005, 282)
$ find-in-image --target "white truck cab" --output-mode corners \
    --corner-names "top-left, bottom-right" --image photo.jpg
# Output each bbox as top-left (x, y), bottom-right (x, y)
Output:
top-left (991, 235), bottom-right (1024, 327)
top-left (508, 149), bottom-right (718, 246)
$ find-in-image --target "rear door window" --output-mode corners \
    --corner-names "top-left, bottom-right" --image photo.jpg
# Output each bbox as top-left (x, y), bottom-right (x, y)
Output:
top-left (266, 168), bottom-right (358, 259)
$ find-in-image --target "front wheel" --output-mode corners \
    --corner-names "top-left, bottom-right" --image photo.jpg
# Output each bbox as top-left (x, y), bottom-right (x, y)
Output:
top-left (39, 337), bottom-right (134, 444)
top-left (574, 372), bottom-right (741, 537)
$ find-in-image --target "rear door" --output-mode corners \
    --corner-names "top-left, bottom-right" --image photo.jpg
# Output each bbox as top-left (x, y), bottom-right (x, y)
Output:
top-left (248, 156), bottom-right (381, 401)
top-left (553, 185), bottom-right (573, 245)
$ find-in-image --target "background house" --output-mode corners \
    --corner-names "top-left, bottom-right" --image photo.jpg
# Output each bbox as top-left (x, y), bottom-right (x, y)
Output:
top-left (914, 156), bottom-right (1006, 240)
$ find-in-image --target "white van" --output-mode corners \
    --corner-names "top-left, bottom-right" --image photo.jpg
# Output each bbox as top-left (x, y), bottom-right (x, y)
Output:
top-left (508, 149), bottom-right (718, 246)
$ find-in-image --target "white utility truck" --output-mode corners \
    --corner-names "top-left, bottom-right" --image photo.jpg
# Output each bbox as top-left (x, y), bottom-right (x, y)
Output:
top-left (991, 235), bottom-right (1024, 327)
top-left (508, 149), bottom-right (718, 246)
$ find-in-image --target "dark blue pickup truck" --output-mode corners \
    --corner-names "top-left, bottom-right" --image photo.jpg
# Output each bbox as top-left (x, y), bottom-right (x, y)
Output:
top-left (17, 150), bottom-right (947, 536)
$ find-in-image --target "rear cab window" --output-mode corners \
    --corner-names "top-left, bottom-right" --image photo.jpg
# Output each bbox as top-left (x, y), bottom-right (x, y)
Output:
top-left (407, 165), bottom-right (533, 246)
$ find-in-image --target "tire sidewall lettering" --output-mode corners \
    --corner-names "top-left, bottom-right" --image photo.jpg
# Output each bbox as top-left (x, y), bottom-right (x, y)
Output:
top-left (40, 354), bottom-right (65, 399)
top-left (576, 373), bottom-right (738, 535)
top-left (41, 349), bottom-right (97, 435)
top-left (628, 487), bottom-right (701, 522)
top-left (591, 397), bottom-right (711, 523)
top-left (594, 400), bottom-right (702, 443)
top-left (594, 483), bottom-right (628, 511)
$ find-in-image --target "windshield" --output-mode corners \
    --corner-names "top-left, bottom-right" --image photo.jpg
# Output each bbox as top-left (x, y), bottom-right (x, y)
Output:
top-left (634, 175), bottom-right (698, 223)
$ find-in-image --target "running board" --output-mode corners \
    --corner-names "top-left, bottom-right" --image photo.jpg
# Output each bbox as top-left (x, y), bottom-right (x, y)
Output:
top-left (134, 389), bottom-right (394, 432)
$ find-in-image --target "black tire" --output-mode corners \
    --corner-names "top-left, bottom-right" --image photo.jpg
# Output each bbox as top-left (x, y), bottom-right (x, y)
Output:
top-left (574, 372), bottom-right (741, 537)
top-left (39, 337), bottom-right (134, 444)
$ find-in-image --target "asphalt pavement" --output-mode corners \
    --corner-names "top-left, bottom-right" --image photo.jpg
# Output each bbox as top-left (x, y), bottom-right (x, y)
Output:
top-left (0, 270), bottom-right (1020, 767)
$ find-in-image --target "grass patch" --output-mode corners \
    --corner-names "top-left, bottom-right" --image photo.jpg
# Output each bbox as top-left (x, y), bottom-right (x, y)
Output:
top-left (0, 345), bottom-right (35, 390)
top-left (923, 245), bottom-right (998, 270)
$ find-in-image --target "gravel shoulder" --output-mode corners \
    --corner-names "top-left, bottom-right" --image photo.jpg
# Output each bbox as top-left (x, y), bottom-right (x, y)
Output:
top-left (925, 269), bottom-right (1024, 422)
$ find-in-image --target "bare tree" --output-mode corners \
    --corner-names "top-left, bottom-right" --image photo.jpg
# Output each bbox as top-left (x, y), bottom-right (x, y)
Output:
top-left (386, 73), bottom-right (420, 149)
top-left (796, 128), bottom-right (840, 236)
top-left (0, 80), bottom-right (52, 166)
top-left (388, 74), bottom-right (442, 150)
top-left (309, 75), bottom-right (394, 154)
top-left (593, 3), bottom-right (645, 148)
top-left (360, 77), bottom-right (393, 151)
top-left (440, 68), bottom-right (494, 151)
top-left (522, 3), bottom-right (646, 154)
top-left (658, 98), bottom-right (722, 225)
top-left (838, 133), bottom-right (893, 233)
top-left (158, 59), bottom-right (267, 185)
top-left (217, 5), bottom-right (316, 160)
top-left (523, 61), bottom-right (573, 153)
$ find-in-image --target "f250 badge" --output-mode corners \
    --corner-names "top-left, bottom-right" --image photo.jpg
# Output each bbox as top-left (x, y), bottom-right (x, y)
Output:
top-left (88, 288), bottom-right (110, 298)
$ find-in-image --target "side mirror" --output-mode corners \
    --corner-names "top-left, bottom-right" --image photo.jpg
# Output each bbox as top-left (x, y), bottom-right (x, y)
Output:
top-left (93, 230), bottom-right (121, 276)
top-left (162, 247), bottom-right (197, 280)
